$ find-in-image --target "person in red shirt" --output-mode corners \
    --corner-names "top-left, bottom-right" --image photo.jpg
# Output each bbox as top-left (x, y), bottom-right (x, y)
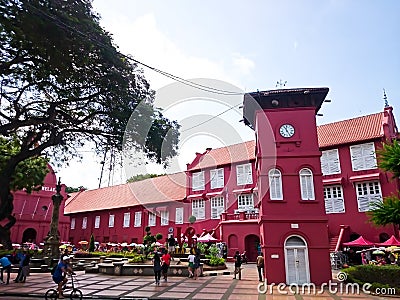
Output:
top-left (161, 249), bottom-right (171, 282)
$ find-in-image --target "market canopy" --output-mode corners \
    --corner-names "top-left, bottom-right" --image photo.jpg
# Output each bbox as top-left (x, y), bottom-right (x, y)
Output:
top-left (342, 236), bottom-right (374, 247)
top-left (197, 233), bottom-right (219, 243)
top-left (377, 235), bottom-right (400, 246)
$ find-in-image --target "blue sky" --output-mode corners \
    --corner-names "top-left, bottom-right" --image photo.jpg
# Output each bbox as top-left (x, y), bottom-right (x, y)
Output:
top-left (59, 0), bottom-right (400, 189)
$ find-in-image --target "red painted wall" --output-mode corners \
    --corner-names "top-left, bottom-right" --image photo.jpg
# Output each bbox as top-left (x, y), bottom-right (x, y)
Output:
top-left (256, 105), bottom-right (331, 285)
top-left (9, 164), bottom-right (69, 244)
top-left (323, 140), bottom-right (399, 242)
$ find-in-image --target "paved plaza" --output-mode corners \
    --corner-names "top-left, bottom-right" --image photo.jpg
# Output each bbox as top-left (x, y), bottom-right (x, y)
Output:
top-left (0, 263), bottom-right (397, 299)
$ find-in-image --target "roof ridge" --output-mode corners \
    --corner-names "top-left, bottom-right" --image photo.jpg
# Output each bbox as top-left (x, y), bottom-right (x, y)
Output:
top-left (317, 111), bottom-right (383, 128)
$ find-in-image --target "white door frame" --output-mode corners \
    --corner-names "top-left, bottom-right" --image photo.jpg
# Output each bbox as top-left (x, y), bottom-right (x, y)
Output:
top-left (284, 235), bottom-right (310, 284)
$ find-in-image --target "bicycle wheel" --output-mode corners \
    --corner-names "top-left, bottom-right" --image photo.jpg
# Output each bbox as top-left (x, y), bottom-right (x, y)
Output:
top-left (45, 289), bottom-right (58, 300)
top-left (70, 288), bottom-right (83, 300)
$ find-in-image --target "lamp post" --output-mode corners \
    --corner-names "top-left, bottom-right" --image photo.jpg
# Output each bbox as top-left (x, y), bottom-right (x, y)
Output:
top-left (44, 177), bottom-right (63, 263)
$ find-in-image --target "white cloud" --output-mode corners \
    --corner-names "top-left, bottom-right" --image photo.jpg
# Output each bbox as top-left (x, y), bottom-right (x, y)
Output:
top-left (231, 52), bottom-right (255, 75)
top-left (59, 13), bottom-right (256, 189)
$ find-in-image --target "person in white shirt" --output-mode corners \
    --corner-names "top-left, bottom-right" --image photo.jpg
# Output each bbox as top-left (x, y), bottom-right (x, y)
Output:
top-left (187, 252), bottom-right (195, 278)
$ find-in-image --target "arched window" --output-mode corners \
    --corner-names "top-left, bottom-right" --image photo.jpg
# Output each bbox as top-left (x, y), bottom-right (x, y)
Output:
top-left (268, 168), bottom-right (283, 200)
top-left (299, 168), bottom-right (315, 200)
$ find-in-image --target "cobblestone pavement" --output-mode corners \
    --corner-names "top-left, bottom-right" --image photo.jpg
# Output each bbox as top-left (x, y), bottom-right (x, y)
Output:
top-left (0, 263), bottom-right (397, 299)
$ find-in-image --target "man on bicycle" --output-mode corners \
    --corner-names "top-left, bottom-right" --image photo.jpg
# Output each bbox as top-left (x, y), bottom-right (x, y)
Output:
top-left (52, 255), bottom-right (74, 299)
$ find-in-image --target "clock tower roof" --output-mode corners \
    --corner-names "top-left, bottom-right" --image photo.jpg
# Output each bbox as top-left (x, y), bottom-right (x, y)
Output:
top-left (243, 87), bottom-right (329, 129)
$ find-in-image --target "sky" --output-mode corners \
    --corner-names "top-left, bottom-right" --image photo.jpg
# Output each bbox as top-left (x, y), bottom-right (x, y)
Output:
top-left (58, 0), bottom-right (400, 190)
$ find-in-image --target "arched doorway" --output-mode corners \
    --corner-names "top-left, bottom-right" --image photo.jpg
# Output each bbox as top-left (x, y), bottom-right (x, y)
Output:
top-left (284, 235), bottom-right (310, 284)
top-left (244, 234), bottom-right (260, 262)
top-left (22, 228), bottom-right (37, 244)
top-left (228, 234), bottom-right (238, 257)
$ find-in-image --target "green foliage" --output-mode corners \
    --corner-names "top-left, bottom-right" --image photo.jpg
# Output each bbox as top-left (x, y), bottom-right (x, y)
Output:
top-left (368, 194), bottom-right (400, 229)
top-left (188, 215), bottom-right (196, 224)
top-left (0, 136), bottom-right (49, 193)
top-left (378, 140), bottom-right (400, 178)
top-left (0, 0), bottom-right (180, 225)
top-left (65, 186), bottom-right (86, 193)
top-left (208, 256), bottom-right (225, 266)
top-left (127, 174), bottom-right (164, 183)
top-left (145, 226), bottom-right (151, 233)
top-left (155, 233), bottom-right (163, 241)
top-left (196, 242), bottom-right (208, 254)
top-left (343, 265), bottom-right (400, 293)
top-left (128, 254), bottom-right (145, 263)
top-left (208, 244), bottom-right (220, 257)
top-left (89, 234), bottom-right (95, 253)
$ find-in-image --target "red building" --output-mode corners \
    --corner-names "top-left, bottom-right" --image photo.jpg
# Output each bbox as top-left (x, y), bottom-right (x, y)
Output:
top-left (64, 88), bottom-right (399, 285)
top-left (8, 164), bottom-right (69, 245)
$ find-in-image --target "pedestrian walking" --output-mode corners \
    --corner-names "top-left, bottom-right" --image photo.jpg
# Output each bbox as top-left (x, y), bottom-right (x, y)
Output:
top-left (161, 249), bottom-right (171, 282)
top-left (256, 253), bottom-right (264, 282)
top-left (153, 252), bottom-right (162, 285)
top-left (187, 251), bottom-right (195, 278)
top-left (193, 249), bottom-right (201, 280)
top-left (19, 252), bottom-right (31, 283)
top-left (167, 235), bottom-right (176, 261)
top-left (0, 255), bottom-right (12, 285)
top-left (14, 250), bottom-right (25, 283)
top-left (233, 250), bottom-right (242, 280)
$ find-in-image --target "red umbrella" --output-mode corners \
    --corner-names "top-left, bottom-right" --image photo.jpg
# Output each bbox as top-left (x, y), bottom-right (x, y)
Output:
top-left (342, 236), bottom-right (374, 247)
top-left (197, 233), bottom-right (219, 243)
top-left (377, 235), bottom-right (400, 246)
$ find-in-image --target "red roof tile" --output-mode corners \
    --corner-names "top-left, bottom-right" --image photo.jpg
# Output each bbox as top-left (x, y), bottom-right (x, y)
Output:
top-left (187, 140), bottom-right (256, 170)
top-left (317, 112), bottom-right (384, 148)
top-left (65, 173), bottom-right (187, 214)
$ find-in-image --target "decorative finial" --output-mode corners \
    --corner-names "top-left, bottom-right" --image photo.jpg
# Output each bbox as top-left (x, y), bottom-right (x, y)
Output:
top-left (276, 80), bottom-right (287, 88)
top-left (383, 88), bottom-right (389, 107)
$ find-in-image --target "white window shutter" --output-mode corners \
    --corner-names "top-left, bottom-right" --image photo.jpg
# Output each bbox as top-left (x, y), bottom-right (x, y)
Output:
top-left (286, 249), bottom-right (296, 283)
top-left (218, 169), bottom-right (224, 187)
top-left (300, 169), bottom-right (314, 200)
top-left (357, 195), bottom-right (371, 212)
top-left (71, 218), bottom-right (75, 230)
top-left (328, 149), bottom-right (341, 173)
top-left (350, 145), bottom-right (363, 171)
top-left (210, 169), bottom-right (216, 189)
top-left (175, 207), bottom-right (183, 224)
top-left (333, 197), bottom-right (345, 213)
top-left (134, 212), bottom-right (142, 227)
top-left (269, 169), bottom-right (283, 200)
top-left (363, 143), bottom-right (377, 169)
top-left (320, 151), bottom-right (329, 175)
top-left (237, 165), bottom-right (244, 185)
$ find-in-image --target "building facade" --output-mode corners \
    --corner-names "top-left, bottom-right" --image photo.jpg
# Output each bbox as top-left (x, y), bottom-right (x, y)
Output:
top-left (64, 89), bottom-right (399, 285)
top-left (9, 164), bottom-right (69, 245)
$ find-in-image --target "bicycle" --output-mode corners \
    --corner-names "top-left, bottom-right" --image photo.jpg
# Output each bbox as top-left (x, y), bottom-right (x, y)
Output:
top-left (45, 273), bottom-right (83, 300)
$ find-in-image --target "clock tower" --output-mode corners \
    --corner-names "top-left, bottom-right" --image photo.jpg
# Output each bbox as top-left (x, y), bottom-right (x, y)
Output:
top-left (243, 88), bottom-right (331, 285)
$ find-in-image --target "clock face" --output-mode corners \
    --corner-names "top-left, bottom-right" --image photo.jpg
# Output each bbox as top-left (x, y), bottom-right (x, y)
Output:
top-left (279, 124), bottom-right (295, 138)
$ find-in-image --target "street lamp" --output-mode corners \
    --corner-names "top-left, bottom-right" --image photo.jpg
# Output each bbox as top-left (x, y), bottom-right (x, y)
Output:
top-left (44, 177), bottom-right (63, 262)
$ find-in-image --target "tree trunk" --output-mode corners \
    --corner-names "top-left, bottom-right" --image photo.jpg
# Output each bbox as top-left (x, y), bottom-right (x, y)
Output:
top-left (0, 212), bottom-right (16, 250)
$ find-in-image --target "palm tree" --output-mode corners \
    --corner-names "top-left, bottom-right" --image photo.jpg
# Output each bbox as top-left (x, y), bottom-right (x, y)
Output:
top-left (368, 194), bottom-right (400, 237)
top-left (377, 139), bottom-right (400, 177)
top-left (368, 140), bottom-right (400, 237)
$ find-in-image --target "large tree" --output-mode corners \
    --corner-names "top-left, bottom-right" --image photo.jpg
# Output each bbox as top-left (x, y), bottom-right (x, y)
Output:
top-left (368, 140), bottom-right (400, 236)
top-left (0, 0), bottom-right (179, 248)
top-left (0, 135), bottom-right (49, 248)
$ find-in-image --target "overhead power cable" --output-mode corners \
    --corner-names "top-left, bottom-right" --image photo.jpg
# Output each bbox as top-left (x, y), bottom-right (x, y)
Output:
top-left (25, 3), bottom-right (245, 96)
